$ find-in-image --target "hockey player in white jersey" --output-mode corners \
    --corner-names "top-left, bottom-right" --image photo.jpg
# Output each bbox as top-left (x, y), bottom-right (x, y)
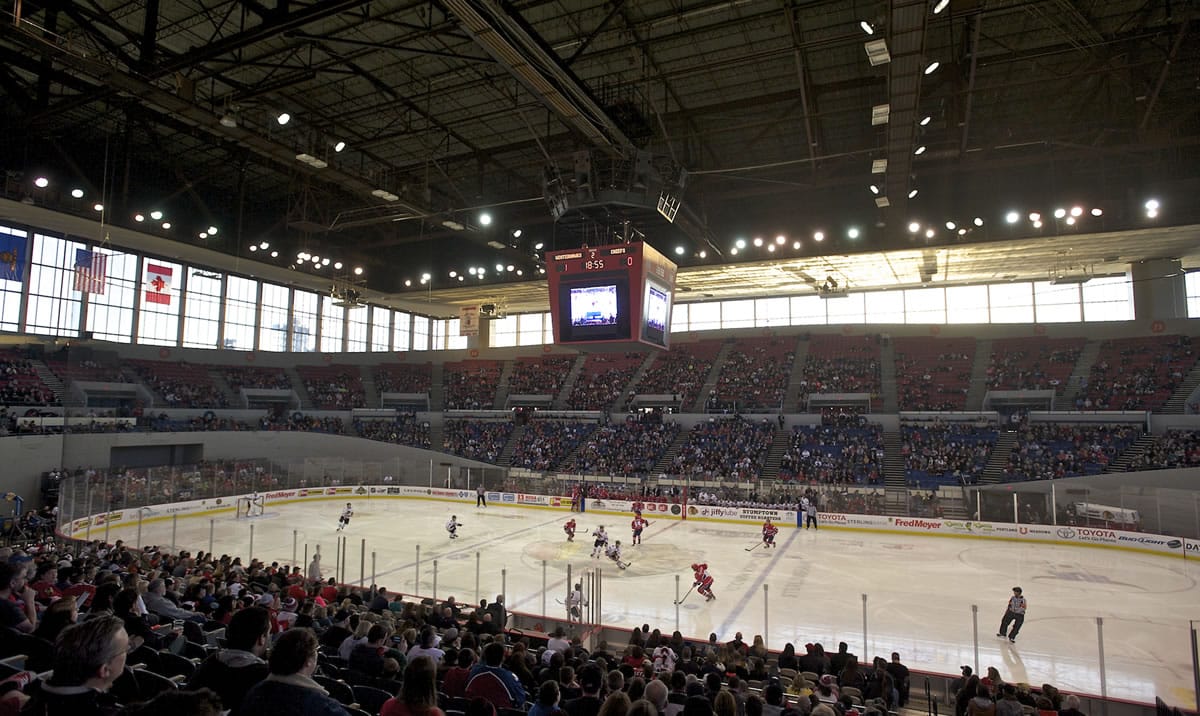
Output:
top-left (591, 526), bottom-right (608, 558)
top-left (337, 503), bottom-right (353, 531)
top-left (446, 515), bottom-right (462, 539)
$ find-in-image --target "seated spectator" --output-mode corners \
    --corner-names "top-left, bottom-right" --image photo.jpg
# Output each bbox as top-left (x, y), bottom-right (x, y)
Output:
top-left (443, 648), bottom-right (477, 699)
top-left (237, 628), bottom-right (349, 716)
top-left (563, 664), bottom-right (604, 716)
top-left (349, 624), bottom-right (390, 677)
top-left (143, 578), bottom-right (202, 623)
top-left (381, 656), bottom-right (445, 716)
top-left (0, 561), bottom-right (36, 632)
top-left (407, 625), bottom-right (445, 664)
top-left (30, 615), bottom-right (128, 716)
top-left (530, 681), bottom-right (564, 716)
top-left (123, 689), bottom-right (224, 716)
top-left (34, 598), bottom-right (78, 644)
top-left (466, 641), bottom-right (528, 709)
top-left (188, 606), bottom-right (272, 712)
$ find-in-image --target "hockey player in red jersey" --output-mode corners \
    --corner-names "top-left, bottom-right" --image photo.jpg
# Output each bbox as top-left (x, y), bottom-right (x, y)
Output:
top-left (631, 514), bottom-right (650, 545)
top-left (564, 518), bottom-right (577, 541)
top-left (692, 562), bottom-right (716, 601)
top-left (762, 518), bottom-right (779, 548)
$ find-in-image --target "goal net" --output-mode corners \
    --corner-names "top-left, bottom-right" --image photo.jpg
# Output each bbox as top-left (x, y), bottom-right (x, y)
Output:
top-left (236, 495), bottom-right (265, 519)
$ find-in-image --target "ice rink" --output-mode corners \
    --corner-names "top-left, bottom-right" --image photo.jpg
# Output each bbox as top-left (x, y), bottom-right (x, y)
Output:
top-left (104, 499), bottom-right (1200, 708)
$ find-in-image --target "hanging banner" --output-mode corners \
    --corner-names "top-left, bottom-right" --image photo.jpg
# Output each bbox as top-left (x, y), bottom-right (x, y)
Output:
top-left (459, 305), bottom-right (480, 336)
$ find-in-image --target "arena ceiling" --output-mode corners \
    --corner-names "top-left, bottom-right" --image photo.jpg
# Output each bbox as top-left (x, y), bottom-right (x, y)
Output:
top-left (0, 0), bottom-right (1197, 300)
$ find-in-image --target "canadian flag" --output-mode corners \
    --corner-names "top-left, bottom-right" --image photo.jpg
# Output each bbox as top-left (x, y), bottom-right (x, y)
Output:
top-left (145, 263), bottom-right (173, 305)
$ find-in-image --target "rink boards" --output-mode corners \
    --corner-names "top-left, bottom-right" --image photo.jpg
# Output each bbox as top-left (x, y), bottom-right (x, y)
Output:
top-left (62, 484), bottom-right (1200, 559)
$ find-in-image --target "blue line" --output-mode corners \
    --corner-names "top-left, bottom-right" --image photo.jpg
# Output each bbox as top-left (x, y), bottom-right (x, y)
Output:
top-left (371, 512), bottom-right (566, 581)
top-left (718, 527), bottom-right (802, 637)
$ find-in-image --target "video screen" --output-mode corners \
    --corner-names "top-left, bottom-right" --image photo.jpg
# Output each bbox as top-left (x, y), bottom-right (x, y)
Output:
top-left (556, 273), bottom-right (631, 343)
top-left (640, 280), bottom-right (671, 348)
top-left (570, 285), bottom-right (619, 327)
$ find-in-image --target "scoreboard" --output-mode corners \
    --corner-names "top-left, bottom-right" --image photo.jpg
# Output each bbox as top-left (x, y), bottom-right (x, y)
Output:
top-left (546, 241), bottom-right (677, 350)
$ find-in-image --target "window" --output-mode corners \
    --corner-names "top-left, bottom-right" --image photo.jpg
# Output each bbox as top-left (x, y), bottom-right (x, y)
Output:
top-left (259, 283), bottom-right (291, 351)
top-left (946, 285), bottom-right (989, 324)
top-left (755, 298), bottom-right (790, 327)
top-left (292, 291), bottom-right (318, 352)
top-left (1034, 281), bottom-right (1081, 323)
top-left (320, 295), bottom-right (345, 352)
top-left (432, 319), bottom-right (447, 350)
top-left (446, 319), bottom-right (468, 350)
top-left (518, 313), bottom-right (545, 346)
top-left (490, 315), bottom-right (517, 347)
top-left (0, 225), bottom-right (27, 331)
top-left (393, 311), bottom-right (411, 351)
top-left (689, 302), bottom-right (721, 331)
top-left (670, 303), bottom-right (688, 333)
top-left (412, 316), bottom-right (430, 351)
top-left (904, 287), bottom-right (945, 323)
top-left (137, 258), bottom-right (182, 345)
top-left (1188, 272), bottom-right (1200, 318)
top-left (864, 290), bottom-right (905, 324)
top-left (26, 233), bottom-right (84, 337)
top-left (989, 282), bottom-right (1034, 323)
top-left (223, 276), bottom-right (259, 350)
top-left (790, 295), bottom-right (825, 325)
top-left (347, 307), bottom-right (369, 352)
top-left (1082, 275), bottom-right (1133, 321)
top-left (182, 268), bottom-right (222, 349)
top-left (825, 292), bottom-right (865, 325)
top-left (84, 246), bottom-right (137, 343)
top-left (370, 307), bottom-right (391, 351)
top-left (721, 299), bottom-right (755, 329)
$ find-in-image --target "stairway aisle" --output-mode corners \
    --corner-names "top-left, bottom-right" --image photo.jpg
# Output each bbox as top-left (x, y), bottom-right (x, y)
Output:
top-left (429, 364), bottom-right (446, 411)
top-left (554, 354), bottom-right (589, 409)
top-left (759, 427), bottom-right (793, 482)
top-left (30, 359), bottom-right (68, 405)
top-left (783, 336), bottom-right (810, 412)
top-left (359, 365), bottom-right (380, 408)
top-left (1162, 361), bottom-right (1200, 414)
top-left (209, 368), bottom-right (241, 407)
top-left (879, 339), bottom-right (897, 413)
top-left (964, 339), bottom-right (993, 410)
top-left (882, 430), bottom-right (908, 515)
top-left (651, 429), bottom-right (691, 476)
top-left (980, 432), bottom-right (1018, 483)
top-left (1059, 339), bottom-right (1101, 409)
top-left (284, 366), bottom-right (312, 409)
top-left (1107, 433), bottom-right (1155, 472)
top-left (691, 341), bottom-right (734, 412)
top-left (498, 424), bottom-right (526, 467)
top-left (492, 360), bottom-right (516, 409)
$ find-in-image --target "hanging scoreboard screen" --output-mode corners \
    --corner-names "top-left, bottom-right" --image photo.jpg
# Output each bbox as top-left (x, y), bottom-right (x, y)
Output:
top-left (547, 241), bottom-right (677, 350)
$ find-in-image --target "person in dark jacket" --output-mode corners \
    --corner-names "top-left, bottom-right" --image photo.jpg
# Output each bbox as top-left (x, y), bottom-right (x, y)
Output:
top-left (348, 625), bottom-right (390, 677)
top-left (188, 606), bottom-right (271, 711)
top-left (235, 628), bottom-right (348, 716)
top-left (30, 615), bottom-right (129, 716)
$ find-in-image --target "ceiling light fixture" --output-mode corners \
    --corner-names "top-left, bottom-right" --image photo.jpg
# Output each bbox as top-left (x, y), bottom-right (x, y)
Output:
top-left (908, 189), bottom-right (919, 198)
top-left (731, 247), bottom-right (739, 255)
top-left (354, 267), bottom-right (363, 275)
top-left (776, 235), bottom-right (786, 244)
top-left (334, 262), bottom-right (343, 270)
top-left (973, 217), bottom-right (984, 227)
top-left (93, 203), bottom-right (104, 212)
top-left (276, 112), bottom-right (291, 125)
top-left (869, 184), bottom-right (880, 195)
top-left (925, 228), bottom-right (935, 238)
top-left (259, 241), bottom-right (269, 250)
top-left (908, 221), bottom-right (921, 233)
top-left (1032, 220), bottom-right (1043, 228)
top-left (71, 188), bottom-right (84, 199)
top-left (249, 245), bottom-right (257, 252)
top-left (534, 242), bottom-right (544, 250)
top-left (199, 232), bottom-right (208, 239)
top-left (512, 229), bottom-right (522, 238)
top-left (322, 258), bottom-right (331, 266)
top-left (792, 241), bottom-right (801, 250)
top-left (161, 222), bottom-right (171, 229)
top-left (945, 221), bottom-right (956, 230)
top-left (860, 20), bottom-right (874, 35)
top-left (813, 231), bottom-right (825, 242)
top-left (208, 226), bottom-right (218, 235)
top-left (1070, 206), bottom-right (1083, 217)
top-left (699, 250), bottom-right (707, 258)
top-left (932, 0), bottom-right (950, 14)
top-left (1028, 212), bottom-right (1041, 222)
top-left (270, 250), bottom-right (278, 258)
top-left (767, 244), bottom-right (776, 252)
top-left (134, 214), bottom-right (145, 222)
top-left (334, 141), bottom-right (346, 153)
top-left (848, 227), bottom-right (860, 239)
top-left (150, 210), bottom-right (163, 221)
top-left (914, 145), bottom-right (926, 155)
top-left (479, 212), bottom-right (493, 226)
top-left (674, 246), bottom-right (685, 255)
top-left (924, 60), bottom-right (940, 74)
top-left (753, 237), bottom-right (764, 247)
top-left (1053, 208), bottom-right (1067, 219)
top-left (1091, 208), bottom-right (1103, 217)
top-left (735, 238), bottom-right (746, 249)
top-left (919, 115), bottom-right (932, 126)
top-left (33, 177), bottom-right (49, 188)
top-left (1005, 211), bottom-right (1019, 224)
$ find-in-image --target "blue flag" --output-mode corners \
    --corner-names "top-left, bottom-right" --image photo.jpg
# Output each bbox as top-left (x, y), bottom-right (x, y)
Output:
top-left (0, 233), bottom-right (25, 282)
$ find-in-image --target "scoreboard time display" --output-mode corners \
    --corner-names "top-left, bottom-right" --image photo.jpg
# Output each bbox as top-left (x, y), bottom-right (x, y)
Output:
top-left (546, 241), bottom-right (678, 350)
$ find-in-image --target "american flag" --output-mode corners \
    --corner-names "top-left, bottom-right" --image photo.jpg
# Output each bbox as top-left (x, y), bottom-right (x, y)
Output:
top-left (73, 248), bottom-right (107, 294)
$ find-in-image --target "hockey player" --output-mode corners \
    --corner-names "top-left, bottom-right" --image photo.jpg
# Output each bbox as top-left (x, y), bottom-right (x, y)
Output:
top-left (446, 515), bottom-right (462, 539)
top-left (606, 540), bottom-right (628, 569)
top-left (762, 518), bottom-right (779, 548)
top-left (591, 526), bottom-right (608, 558)
top-left (564, 518), bottom-right (577, 541)
top-left (565, 582), bottom-right (587, 619)
top-left (631, 513), bottom-right (649, 545)
top-left (337, 503), bottom-right (353, 531)
top-left (692, 562), bottom-right (715, 601)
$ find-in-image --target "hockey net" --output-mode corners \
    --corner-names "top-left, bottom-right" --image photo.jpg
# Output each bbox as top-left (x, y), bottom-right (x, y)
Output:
top-left (236, 495), bottom-right (265, 519)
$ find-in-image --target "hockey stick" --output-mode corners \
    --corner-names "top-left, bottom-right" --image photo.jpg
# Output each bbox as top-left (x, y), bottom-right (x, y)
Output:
top-left (744, 541), bottom-right (764, 552)
top-left (675, 584), bottom-right (696, 605)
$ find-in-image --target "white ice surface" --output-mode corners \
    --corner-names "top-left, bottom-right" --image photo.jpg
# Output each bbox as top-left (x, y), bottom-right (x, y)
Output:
top-left (103, 500), bottom-right (1200, 708)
